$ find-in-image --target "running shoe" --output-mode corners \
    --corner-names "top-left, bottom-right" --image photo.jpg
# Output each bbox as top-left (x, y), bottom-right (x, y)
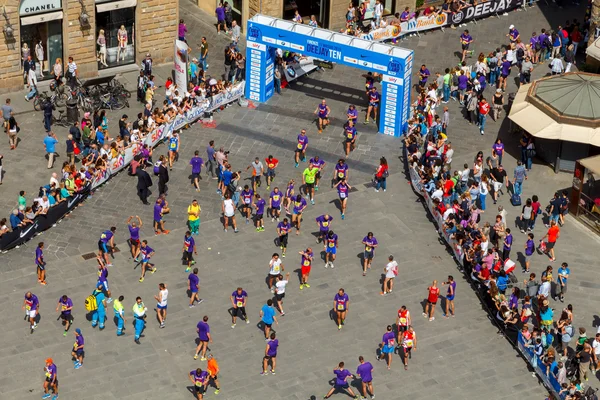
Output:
top-left (304, 283), bottom-right (310, 288)
top-left (151, 268), bottom-right (157, 273)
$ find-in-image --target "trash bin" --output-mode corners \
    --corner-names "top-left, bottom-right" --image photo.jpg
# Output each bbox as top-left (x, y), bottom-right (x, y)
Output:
top-left (66, 99), bottom-right (79, 124)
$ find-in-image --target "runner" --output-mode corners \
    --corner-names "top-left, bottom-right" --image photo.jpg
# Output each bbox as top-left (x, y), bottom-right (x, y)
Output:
top-left (153, 198), bottom-right (170, 235)
top-left (344, 121), bottom-right (357, 158)
top-left (283, 179), bottom-right (295, 215)
top-left (423, 280), bottom-right (440, 321)
top-left (35, 242), bottom-right (47, 285)
top-left (42, 358), bottom-right (58, 400)
top-left (396, 305), bottom-right (411, 341)
top-left (154, 282), bottom-right (168, 328)
top-left (356, 356), bottom-right (375, 400)
top-left (276, 218), bottom-right (291, 257)
top-left (253, 193), bottom-right (266, 232)
top-left (246, 157), bottom-right (264, 192)
top-left (138, 240), bottom-right (156, 282)
top-left (127, 216), bottom-right (142, 261)
top-left (333, 288), bottom-right (349, 330)
top-left (167, 131), bottom-right (180, 170)
top-left (315, 214), bottom-right (333, 244)
top-left (291, 194), bottom-right (307, 235)
top-left (183, 231), bottom-right (197, 272)
top-left (23, 291), bottom-right (39, 333)
top-left (302, 164), bottom-right (318, 205)
top-left (264, 155), bottom-right (279, 189)
top-left (230, 287), bottom-right (249, 328)
top-left (260, 299), bottom-right (278, 340)
top-left (314, 99), bottom-right (331, 134)
top-left (96, 255), bottom-right (112, 303)
top-left (460, 29), bottom-right (473, 63)
top-left (56, 294), bottom-right (74, 336)
top-left (188, 267), bottom-right (203, 307)
top-left (269, 187), bottom-right (282, 222)
top-left (205, 354), bottom-right (221, 395)
top-left (346, 104), bottom-right (358, 126)
top-left (262, 332), bottom-right (279, 375)
top-left (378, 325), bottom-right (396, 369)
top-left (190, 150), bottom-right (204, 192)
top-left (299, 247), bottom-right (313, 289)
top-left (222, 192), bottom-right (239, 233)
top-left (132, 296), bottom-right (147, 344)
top-left (308, 155), bottom-right (326, 190)
top-left (113, 295), bottom-right (126, 336)
top-left (268, 253), bottom-right (284, 292)
top-left (187, 199), bottom-right (201, 235)
top-left (323, 362), bottom-right (358, 399)
top-left (275, 272), bottom-right (290, 316)
top-left (71, 328), bottom-right (84, 369)
top-left (364, 86), bottom-right (380, 125)
top-left (294, 129), bottom-right (308, 168)
top-left (442, 275), bottom-right (456, 318)
top-left (381, 255), bottom-right (398, 296)
top-left (98, 227), bottom-right (116, 266)
top-left (324, 230), bottom-right (339, 269)
top-left (188, 368), bottom-right (208, 400)
top-left (332, 159), bottom-right (349, 187)
top-left (194, 316), bottom-right (212, 360)
top-left (361, 232), bottom-right (378, 276)
top-left (400, 326), bottom-right (417, 370)
top-left (334, 178), bottom-right (351, 219)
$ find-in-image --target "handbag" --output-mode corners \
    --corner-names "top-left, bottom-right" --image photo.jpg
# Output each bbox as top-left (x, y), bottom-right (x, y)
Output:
top-left (73, 142), bottom-right (81, 155)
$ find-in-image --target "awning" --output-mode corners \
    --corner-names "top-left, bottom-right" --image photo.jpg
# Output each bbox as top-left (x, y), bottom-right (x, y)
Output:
top-left (586, 36), bottom-right (600, 62)
top-left (96, 0), bottom-right (136, 13)
top-left (579, 154), bottom-right (600, 176)
top-left (20, 11), bottom-right (63, 26)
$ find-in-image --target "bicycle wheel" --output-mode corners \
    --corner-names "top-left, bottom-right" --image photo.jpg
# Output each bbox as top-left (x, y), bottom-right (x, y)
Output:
top-left (112, 96), bottom-right (128, 110)
top-left (33, 97), bottom-right (42, 111)
top-left (55, 92), bottom-right (68, 108)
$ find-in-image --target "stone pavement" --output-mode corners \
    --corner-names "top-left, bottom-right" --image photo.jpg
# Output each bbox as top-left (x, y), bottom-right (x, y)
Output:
top-left (0, 1), bottom-right (598, 399)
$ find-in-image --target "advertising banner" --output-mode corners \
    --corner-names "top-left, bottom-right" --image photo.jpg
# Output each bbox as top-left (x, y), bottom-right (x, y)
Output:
top-left (0, 82), bottom-right (245, 251)
top-left (174, 39), bottom-right (189, 90)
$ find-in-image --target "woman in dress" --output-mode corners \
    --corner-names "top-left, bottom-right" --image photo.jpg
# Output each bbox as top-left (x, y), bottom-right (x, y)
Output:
top-left (97, 29), bottom-right (108, 67)
top-left (117, 25), bottom-right (128, 62)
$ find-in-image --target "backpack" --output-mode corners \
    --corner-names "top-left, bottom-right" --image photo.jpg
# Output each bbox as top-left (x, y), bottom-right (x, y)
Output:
top-left (85, 293), bottom-right (98, 312)
top-left (153, 161), bottom-right (161, 176)
top-left (534, 40), bottom-right (541, 51)
top-left (488, 59), bottom-right (497, 69)
top-left (516, 47), bottom-right (525, 59)
top-left (544, 36), bottom-right (552, 50)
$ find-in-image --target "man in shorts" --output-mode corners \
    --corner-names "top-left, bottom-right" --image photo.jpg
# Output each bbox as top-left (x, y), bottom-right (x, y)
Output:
top-left (332, 159), bottom-right (349, 186)
top-left (276, 219), bottom-right (290, 257)
top-left (291, 194), bottom-right (307, 235)
top-left (308, 155), bottom-right (325, 190)
top-left (138, 240), bottom-right (156, 282)
top-left (302, 163), bottom-right (318, 205)
top-left (189, 368), bottom-right (208, 399)
top-left (240, 185), bottom-right (254, 224)
top-left (43, 358), bottom-right (58, 400)
top-left (264, 155), bottom-right (279, 189)
top-left (262, 332), bottom-right (279, 375)
top-left (362, 232), bottom-right (378, 276)
top-left (460, 29), bottom-right (473, 63)
top-left (401, 326), bottom-right (417, 370)
top-left (268, 253), bottom-right (284, 293)
top-left (294, 129), bottom-right (308, 168)
top-left (127, 216), bottom-right (142, 261)
top-left (36, 242), bottom-right (47, 285)
top-left (98, 227), bottom-right (116, 267)
top-left (194, 316), bottom-right (212, 361)
top-left (154, 283), bottom-right (168, 328)
top-left (323, 362), bottom-right (358, 399)
top-left (299, 247), bottom-right (313, 289)
top-left (334, 288), bottom-right (349, 330)
top-left (556, 262), bottom-right (570, 303)
top-left (230, 287), bottom-right (249, 328)
top-left (381, 255), bottom-right (398, 296)
top-left (378, 325), bottom-right (396, 369)
top-left (188, 268), bottom-right (202, 307)
top-left (72, 328), bottom-right (84, 369)
top-left (344, 121), bottom-right (357, 158)
top-left (541, 220), bottom-right (560, 262)
top-left (253, 193), bottom-right (266, 232)
top-left (260, 299), bottom-right (278, 340)
top-left (153, 198), bottom-right (170, 235)
top-left (423, 280), bottom-right (440, 321)
top-left (356, 356), bottom-right (375, 399)
top-left (56, 295), bottom-right (74, 336)
top-left (324, 230), bottom-right (338, 269)
top-left (215, 2), bottom-right (226, 35)
top-left (269, 187), bottom-right (283, 222)
top-left (246, 157), bottom-right (264, 192)
top-left (442, 275), bottom-right (456, 317)
top-left (205, 354), bottom-right (221, 394)
top-left (396, 305), bottom-right (411, 340)
top-left (23, 291), bottom-right (39, 332)
top-left (274, 272), bottom-right (289, 316)
top-left (183, 231), bottom-right (197, 272)
top-left (524, 232), bottom-right (535, 273)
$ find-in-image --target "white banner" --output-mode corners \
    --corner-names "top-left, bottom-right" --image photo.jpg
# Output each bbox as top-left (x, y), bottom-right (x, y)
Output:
top-left (174, 40), bottom-right (189, 91)
top-left (91, 81), bottom-right (245, 190)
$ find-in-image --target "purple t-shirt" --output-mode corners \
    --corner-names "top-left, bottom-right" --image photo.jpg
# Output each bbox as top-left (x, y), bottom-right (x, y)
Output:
top-left (363, 236), bottom-right (378, 252)
top-left (447, 281), bottom-right (457, 296)
top-left (128, 225), bottom-right (140, 240)
top-left (25, 293), bottom-right (39, 310)
top-left (189, 273), bottom-right (199, 291)
top-left (35, 247), bottom-right (44, 265)
top-left (270, 191), bottom-right (282, 208)
top-left (492, 142), bottom-right (505, 156)
top-left (316, 215), bottom-right (333, 231)
top-left (190, 156), bottom-right (204, 174)
top-left (301, 251), bottom-right (313, 267)
top-left (356, 362), bottom-right (373, 382)
top-left (190, 370), bottom-right (208, 386)
top-left (100, 230), bottom-right (113, 243)
top-left (46, 364), bottom-right (57, 380)
top-left (503, 234), bottom-right (513, 251)
top-left (75, 334), bottom-right (84, 348)
top-left (267, 338), bottom-right (279, 356)
top-left (382, 331), bottom-right (395, 346)
top-left (98, 267), bottom-right (108, 282)
top-left (154, 203), bottom-right (162, 221)
top-left (501, 60), bottom-right (511, 76)
top-left (184, 235), bottom-right (195, 253)
top-left (334, 163), bottom-right (348, 179)
top-left (241, 190), bottom-right (254, 205)
top-left (255, 198), bottom-right (266, 215)
top-left (141, 245), bottom-right (154, 259)
top-left (419, 68), bottom-right (430, 83)
top-left (458, 74), bottom-right (468, 90)
top-left (197, 320), bottom-right (210, 341)
top-left (59, 297), bottom-right (73, 314)
top-left (337, 183), bottom-right (349, 198)
top-left (293, 197), bottom-right (307, 213)
top-left (277, 221), bottom-right (290, 234)
top-left (525, 239), bottom-right (535, 256)
top-left (232, 290), bottom-right (248, 306)
top-left (334, 369), bottom-right (352, 386)
top-left (215, 6), bottom-right (225, 20)
top-left (334, 293), bottom-right (349, 311)
top-left (509, 29), bottom-right (519, 42)
top-left (309, 158), bottom-right (325, 169)
top-left (297, 134), bottom-right (308, 151)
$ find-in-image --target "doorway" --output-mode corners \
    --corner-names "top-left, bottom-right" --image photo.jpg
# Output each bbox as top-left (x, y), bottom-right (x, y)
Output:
top-left (283, 0), bottom-right (330, 28)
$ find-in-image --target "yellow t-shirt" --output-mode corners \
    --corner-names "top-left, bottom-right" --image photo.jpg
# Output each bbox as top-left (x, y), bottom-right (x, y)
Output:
top-left (188, 204), bottom-right (200, 221)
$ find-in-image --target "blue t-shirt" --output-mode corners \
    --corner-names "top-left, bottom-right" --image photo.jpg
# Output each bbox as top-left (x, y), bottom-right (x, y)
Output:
top-left (261, 304), bottom-right (275, 324)
top-left (207, 146), bottom-right (215, 160)
top-left (557, 267), bottom-right (570, 283)
top-left (10, 214), bottom-right (21, 229)
top-left (222, 170), bottom-right (233, 185)
top-left (43, 136), bottom-right (58, 153)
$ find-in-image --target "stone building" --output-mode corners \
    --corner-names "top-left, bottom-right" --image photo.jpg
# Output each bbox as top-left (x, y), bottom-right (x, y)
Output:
top-left (195, 0), bottom-right (414, 33)
top-left (0, 0), bottom-right (178, 92)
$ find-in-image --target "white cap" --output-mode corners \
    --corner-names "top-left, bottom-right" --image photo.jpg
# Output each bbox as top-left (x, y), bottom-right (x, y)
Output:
top-left (509, 24), bottom-right (515, 29)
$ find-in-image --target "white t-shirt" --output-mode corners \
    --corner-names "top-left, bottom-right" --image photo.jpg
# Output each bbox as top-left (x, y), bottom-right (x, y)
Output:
top-left (158, 289), bottom-right (168, 306)
top-left (431, 189), bottom-right (443, 202)
top-left (269, 259), bottom-right (282, 275)
top-left (375, 3), bottom-right (383, 16)
top-left (223, 199), bottom-right (235, 217)
top-left (593, 339), bottom-right (600, 355)
top-left (443, 208), bottom-right (455, 220)
top-left (275, 280), bottom-right (288, 294)
top-left (385, 261), bottom-right (398, 279)
top-left (427, 89), bottom-right (437, 104)
top-left (445, 149), bottom-right (454, 164)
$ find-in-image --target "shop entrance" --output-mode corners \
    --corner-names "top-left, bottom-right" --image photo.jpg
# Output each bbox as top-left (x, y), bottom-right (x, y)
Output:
top-left (95, 2), bottom-right (137, 68)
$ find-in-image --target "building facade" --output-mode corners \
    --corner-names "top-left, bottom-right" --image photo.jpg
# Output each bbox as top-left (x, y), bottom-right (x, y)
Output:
top-left (195, 0), bottom-right (414, 33)
top-left (0, 0), bottom-right (178, 92)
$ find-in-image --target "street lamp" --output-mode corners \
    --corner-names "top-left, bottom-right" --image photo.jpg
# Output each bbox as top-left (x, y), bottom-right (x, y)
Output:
top-left (79, 0), bottom-right (90, 27)
top-left (2, 7), bottom-right (13, 39)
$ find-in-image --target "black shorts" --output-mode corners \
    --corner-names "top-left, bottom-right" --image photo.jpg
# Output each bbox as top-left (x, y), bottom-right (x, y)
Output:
top-left (192, 172), bottom-right (200, 181)
top-left (194, 385), bottom-right (206, 395)
top-left (306, 182), bottom-right (314, 190)
top-left (316, 171), bottom-right (321, 179)
top-left (428, 300), bottom-right (437, 305)
top-left (256, 213), bottom-right (263, 219)
top-left (264, 322), bottom-right (272, 328)
top-left (242, 202), bottom-right (252, 209)
top-left (37, 262), bottom-right (46, 271)
top-left (462, 44), bottom-right (469, 50)
top-left (501, 73), bottom-right (509, 79)
top-left (263, 355), bottom-right (276, 361)
top-left (234, 306), bottom-right (247, 317)
top-left (183, 251), bottom-right (194, 262)
top-left (295, 148), bottom-right (305, 153)
top-left (279, 234), bottom-right (288, 247)
top-left (275, 292), bottom-right (285, 301)
top-left (130, 238), bottom-right (140, 246)
top-left (398, 325), bottom-right (408, 333)
top-left (252, 175), bottom-right (261, 183)
top-left (60, 313), bottom-right (74, 322)
top-left (546, 241), bottom-right (556, 250)
top-left (46, 378), bottom-right (58, 386)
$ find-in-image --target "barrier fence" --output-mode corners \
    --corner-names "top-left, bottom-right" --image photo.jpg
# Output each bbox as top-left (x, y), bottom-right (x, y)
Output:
top-left (406, 149), bottom-right (569, 400)
top-left (0, 82), bottom-right (246, 252)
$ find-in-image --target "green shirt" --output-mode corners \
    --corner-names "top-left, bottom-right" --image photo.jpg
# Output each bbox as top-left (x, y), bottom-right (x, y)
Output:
top-left (18, 195), bottom-right (26, 208)
top-left (443, 73), bottom-right (451, 85)
top-left (303, 168), bottom-right (318, 184)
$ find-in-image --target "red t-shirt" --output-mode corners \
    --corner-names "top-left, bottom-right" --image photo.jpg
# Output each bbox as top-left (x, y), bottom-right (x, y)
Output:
top-left (443, 179), bottom-right (454, 198)
top-left (427, 286), bottom-right (440, 303)
top-left (478, 102), bottom-right (490, 115)
top-left (265, 158), bottom-right (279, 169)
top-left (547, 226), bottom-right (560, 243)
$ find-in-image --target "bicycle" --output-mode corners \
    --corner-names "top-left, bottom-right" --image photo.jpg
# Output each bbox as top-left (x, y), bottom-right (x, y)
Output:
top-left (51, 109), bottom-right (71, 128)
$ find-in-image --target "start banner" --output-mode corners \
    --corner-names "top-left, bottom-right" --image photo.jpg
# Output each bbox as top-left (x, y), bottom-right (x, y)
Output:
top-left (361, 0), bottom-right (522, 41)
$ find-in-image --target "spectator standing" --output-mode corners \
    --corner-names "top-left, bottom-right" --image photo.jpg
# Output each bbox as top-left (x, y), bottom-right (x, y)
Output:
top-left (513, 161), bottom-right (527, 196)
top-left (199, 37), bottom-right (209, 71)
top-left (43, 101), bottom-right (54, 133)
top-left (136, 164), bottom-right (153, 204)
top-left (2, 99), bottom-right (13, 133)
top-left (7, 113), bottom-right (19, 150)
top-left (215, 3), bottom-right (226, 34)
top-left (43, 132), bottom-right (58, 169)
top-left (231, 21), bottom-right (241, 51)
top-left (66, 57), bottom-right (78, 88)
top-left (541, 220), bottom-right (560, 261)
top-left (178, 19), bottom-right (187, 42)
top-left (477, 97), bottom-right (490, 135)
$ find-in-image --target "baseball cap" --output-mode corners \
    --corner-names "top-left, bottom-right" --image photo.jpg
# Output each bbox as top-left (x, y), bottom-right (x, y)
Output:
top-left (75, 328), bottom-right (82, 334)
top-left (496, 88), bottom-right (502, 93)
top-left (509, 25), bottom-right (515, 29)
top-left (45, 358), bottom-right (53, 364)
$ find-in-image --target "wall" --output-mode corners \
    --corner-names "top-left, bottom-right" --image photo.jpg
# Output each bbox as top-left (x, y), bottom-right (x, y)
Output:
top-left (0, 2), bottom-right (23, 92)
top-left (329, 0), bottom-right (347, 31)
top-left (65, 0), bottom-right (96, 78)
top-left (136, 0), bottom-right (178, 64)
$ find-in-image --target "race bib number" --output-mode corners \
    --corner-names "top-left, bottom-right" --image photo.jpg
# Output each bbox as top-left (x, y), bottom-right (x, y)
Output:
top-left (25, 305), bottom-right (31, 311)
top-left (184, 244), bottom-right (190, 251)
top-left (329, 242), bottom-right (335, 248)
top-left (170, 142), bottom-right (176, 149)
top-left (295, 202), bottom-right (301, 208)
top-left (339, 192), bottom-right (346, 199)
top-left (297, 143), bottom-right (303, 149)
top-left (195, 380), bottom-right (203, 387)
top-left (244, 198), bottom-right (251, 204)
top-left (237, 301), bottom-right (243, 307)
top-left (273, 195), bottom-right (279, 201)
top-left (365, 246), bottom-right (372, 252)
top-left (404, 340), bottom-right (413, 347)
top-left (337, 303), bottom-right (344, 310)
top-left (347, 133), bottom-right (353, 139)
top-left (62, 305), bottom-right (67, 310)
top-left (399, 317), bottom-right (407, 324)
top-left (303, 260), bottom-right (310, 266)
top-left (338, 172), bottom-right (344, 178)
top-left (73, 342), bottom-right (78, 350)
top-left (269, 164), bottom-right (275, 168)
top-left (322, 222), bottom-right (328, 227)
top-left (45, 372), bottom-right (51, 378)
top-left (273, 265), bottom-right (280, 272)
